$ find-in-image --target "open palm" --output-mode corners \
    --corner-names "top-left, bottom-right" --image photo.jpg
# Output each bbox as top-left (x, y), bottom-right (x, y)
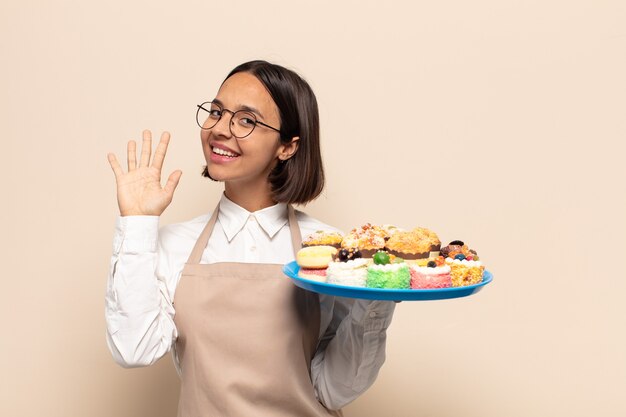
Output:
top-left (107, 130), bottom-right (182, 216)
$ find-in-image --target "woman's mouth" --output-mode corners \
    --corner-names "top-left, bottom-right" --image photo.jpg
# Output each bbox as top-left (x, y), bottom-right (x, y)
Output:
top-left (210, 145), bottom-right (241, 163)
top-left (212, 146), bottom-right (239, 158)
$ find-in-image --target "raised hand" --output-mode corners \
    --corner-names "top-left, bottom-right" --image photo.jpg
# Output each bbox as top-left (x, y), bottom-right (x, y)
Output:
top-left (107, 130), bottom-right (182, 216)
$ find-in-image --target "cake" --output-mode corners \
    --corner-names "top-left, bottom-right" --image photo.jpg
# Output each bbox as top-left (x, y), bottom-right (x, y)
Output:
top-left (367, 263), bottom-right (411, 289)
top-left (410, 262), bottom-right (452, 289)
top-left (366, 251), bottom-right (410, 289)
top-left (293, 234), bottom-right (488, 290)
top-left (326, 258), bottom-right (369, 287)
top-left (297, 268), bottom-right (328, 282)
top-left (334, 248), bottom-right (363, 262)
top-left (296, 245), bottom-right (338, 282)
top-left (439, 240), bottom-right (479, 261)
top-left (301, 230), bottom-right (343, 248)
top-left (341, 223), bottom-right (388, 257)
top-left (440, 240), bottom-right (485, 287)
top-left (296, 245), bottom-right (338, 268)
top-left (385, 227), bottom-right (441, 263)
top-left (446, 258), bottom-right (484, 287)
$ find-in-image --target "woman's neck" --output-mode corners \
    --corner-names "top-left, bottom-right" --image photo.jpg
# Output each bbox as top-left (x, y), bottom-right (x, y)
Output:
top-left (224, 180), bottom-right (277, 212)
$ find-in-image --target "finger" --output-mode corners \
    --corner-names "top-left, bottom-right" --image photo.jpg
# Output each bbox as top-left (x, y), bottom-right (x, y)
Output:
top-left (107, 153), bottom-right (124, 179)
top-left (127, 140), bottom-right (137, 171)
top-left (139, 130), bottom-right (152, 168)
top-left (152, 131), bottom-right (171, 171)
top-left (164, 170), bottom-right (182, 195)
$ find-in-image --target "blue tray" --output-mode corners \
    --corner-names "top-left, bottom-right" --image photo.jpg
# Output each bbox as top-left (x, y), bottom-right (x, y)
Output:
top-left (283, 261), bottom-right (493, 301)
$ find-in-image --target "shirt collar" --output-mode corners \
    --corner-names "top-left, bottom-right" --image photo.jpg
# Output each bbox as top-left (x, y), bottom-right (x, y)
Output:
top-left (218, 193), bottom-right (289, 242)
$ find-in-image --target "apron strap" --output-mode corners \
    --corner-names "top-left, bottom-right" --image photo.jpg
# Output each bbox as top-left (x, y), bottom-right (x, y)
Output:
top-left (186, 204), bottom-right (220, 265)
top-left (186, 202), bottom-right (302, 265)
top-left (287, 205), bottom-right (302, 258)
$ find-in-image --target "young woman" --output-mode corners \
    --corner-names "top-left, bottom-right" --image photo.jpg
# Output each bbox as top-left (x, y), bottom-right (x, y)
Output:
top-left (106, 60), bottom-right (396, 416)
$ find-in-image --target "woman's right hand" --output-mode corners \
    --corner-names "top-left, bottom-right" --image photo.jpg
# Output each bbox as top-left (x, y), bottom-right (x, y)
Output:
top-left (107, 130), bottom-right (182, 216)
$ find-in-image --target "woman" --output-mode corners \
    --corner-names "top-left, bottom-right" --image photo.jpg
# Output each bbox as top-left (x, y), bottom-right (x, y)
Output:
top-left (106, 60), bottom-right (396, 416)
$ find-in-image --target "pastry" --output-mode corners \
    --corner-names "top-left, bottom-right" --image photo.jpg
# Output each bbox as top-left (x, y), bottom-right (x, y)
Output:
top-left (366, 251), bottom-right (411, 289)
top-left (341, 223), bottom-right (388, 257)
top-left (410, 261), bottom-right (452, 289)
top-left (326, 258), bottom-right (369, 287)
top-left (385, 227), bottom-right (441, 261)
top-left (439, 240), bottom-right (479, 260)
top-left (334, 248), bottom-right (363, 262)
top-left (440, 240), bottom-right (484, 287)
top-left (446, 258), bottom-right (484, 287)
top-left (297, 268), bottom-right (328, 282)
top-left (301, 230), bottom-right (343, 248)
top-left (296, 245), bottom-right (337, 282)
top-left (296, 245), bottom-right (338, 269)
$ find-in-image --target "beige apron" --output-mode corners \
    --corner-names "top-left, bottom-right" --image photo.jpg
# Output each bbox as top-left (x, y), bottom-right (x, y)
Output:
top-left (173, 204), bottom-right (343, 417)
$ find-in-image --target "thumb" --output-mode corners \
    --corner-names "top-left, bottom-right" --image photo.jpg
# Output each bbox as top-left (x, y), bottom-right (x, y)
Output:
top-left (164, 170), bottom-right (182, 195)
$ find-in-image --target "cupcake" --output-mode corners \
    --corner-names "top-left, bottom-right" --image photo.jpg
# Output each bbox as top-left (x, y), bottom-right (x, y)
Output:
top-left (366, 251), bottom-right (410, 289)
top-left (341, 223), bottom-right (388, 257)
top-left (385, 227), bottom-right (441, 263)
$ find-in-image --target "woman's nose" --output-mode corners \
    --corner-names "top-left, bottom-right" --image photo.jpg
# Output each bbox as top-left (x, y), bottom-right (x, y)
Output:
top-left (210, 111), bottom-right (234, 138)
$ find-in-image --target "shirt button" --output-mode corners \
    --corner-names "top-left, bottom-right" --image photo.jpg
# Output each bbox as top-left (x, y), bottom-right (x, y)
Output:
top-left (250, 246), bottom-right (257, 252)
top-left (249, 215), bottom-right (257, 222)
top-left (369, 311), bottom-right (377, 318)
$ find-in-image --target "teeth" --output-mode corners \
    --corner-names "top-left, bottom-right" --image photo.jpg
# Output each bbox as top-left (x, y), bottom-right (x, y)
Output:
top-left (213, 147), bottom-right (238, 157)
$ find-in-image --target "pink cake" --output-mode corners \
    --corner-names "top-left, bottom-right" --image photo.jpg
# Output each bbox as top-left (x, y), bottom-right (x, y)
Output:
top-left (298, 267), bottom-right (327, 282)
top-left (409, 264), bottom-right (452, 289)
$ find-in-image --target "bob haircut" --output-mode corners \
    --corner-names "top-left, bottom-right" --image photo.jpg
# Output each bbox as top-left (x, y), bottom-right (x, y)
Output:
top-left (202, 60), bottom-right (324, 205)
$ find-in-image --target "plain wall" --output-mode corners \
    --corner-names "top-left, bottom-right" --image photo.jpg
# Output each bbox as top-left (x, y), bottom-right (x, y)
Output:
top-left (2, 1), bottom-right (625, 416)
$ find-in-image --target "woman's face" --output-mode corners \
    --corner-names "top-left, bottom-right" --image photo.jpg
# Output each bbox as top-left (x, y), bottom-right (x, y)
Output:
top-left (202, 71), bottom-right (290, 186)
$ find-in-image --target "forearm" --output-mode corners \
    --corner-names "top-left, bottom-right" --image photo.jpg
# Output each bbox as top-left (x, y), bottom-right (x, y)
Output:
top-left (312, 299), bottom-right (396, 410)
top-left (105, 216), bottom-right (177, 367)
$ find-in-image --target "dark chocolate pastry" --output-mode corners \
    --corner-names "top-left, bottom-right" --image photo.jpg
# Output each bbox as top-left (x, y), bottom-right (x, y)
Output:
top-left (440, 244), bottom-right (463, 258)
top-left (336, 248), bottom-right (362, 262)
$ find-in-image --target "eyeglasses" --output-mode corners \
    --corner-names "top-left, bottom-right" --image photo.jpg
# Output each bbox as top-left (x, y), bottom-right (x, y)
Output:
top-left (196, 101), bottom-right (282, 139)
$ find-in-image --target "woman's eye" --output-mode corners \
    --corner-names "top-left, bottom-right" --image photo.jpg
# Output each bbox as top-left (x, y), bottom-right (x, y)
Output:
top-left (209, 109), bottom-right (222, 118)
top-left (239, 117), bottom-right (256, 126)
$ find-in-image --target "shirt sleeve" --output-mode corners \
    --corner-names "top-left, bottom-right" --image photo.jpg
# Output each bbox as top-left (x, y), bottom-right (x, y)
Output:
top-left (310, 296), bottom-right (396, 410)
top-left (105, 216), bottom-right (178, 368)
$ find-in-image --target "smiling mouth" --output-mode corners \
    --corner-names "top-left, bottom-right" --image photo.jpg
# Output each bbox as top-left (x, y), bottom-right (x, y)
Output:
top-left (212, 146), bottom-right (240, 158)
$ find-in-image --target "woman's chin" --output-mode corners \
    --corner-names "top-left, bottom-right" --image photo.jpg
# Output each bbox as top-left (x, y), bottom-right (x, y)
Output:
top-left (206, 161), bottom-right (275, 187)
top-left (206, 167), bottom-right (227, 182)
top-left (202, 163), bottom-right (222, 181)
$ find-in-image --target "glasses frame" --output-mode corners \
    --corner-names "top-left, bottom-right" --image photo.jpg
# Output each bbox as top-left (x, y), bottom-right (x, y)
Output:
top-left (196, 101), bottom-right (283, 139)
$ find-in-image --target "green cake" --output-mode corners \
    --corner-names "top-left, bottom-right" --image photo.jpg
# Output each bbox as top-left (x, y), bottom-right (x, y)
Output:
top-left (366, 263), bottom-right (410, 289)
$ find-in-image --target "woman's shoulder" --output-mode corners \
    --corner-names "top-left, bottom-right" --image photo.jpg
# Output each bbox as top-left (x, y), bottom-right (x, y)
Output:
top-left (158, 212), bottom-right (212, 246)
top-left (294, 209), bottom-right (343, 236)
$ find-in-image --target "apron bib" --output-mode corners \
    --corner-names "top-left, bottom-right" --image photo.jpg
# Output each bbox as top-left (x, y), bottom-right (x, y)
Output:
top-left (173, 204), bottom-right (342, 417)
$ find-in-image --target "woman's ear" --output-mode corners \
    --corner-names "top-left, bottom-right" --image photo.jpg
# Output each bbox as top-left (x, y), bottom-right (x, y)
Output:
top-left (278, 136), bottom-right (300, 161)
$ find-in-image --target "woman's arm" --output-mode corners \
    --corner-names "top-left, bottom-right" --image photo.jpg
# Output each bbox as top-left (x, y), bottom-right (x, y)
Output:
top-left (105, 130), bottom-right (183, 367)
top-left (105, 216), bottom-right (178, 367)
top-left (311, 296), bottom-right (396, 410)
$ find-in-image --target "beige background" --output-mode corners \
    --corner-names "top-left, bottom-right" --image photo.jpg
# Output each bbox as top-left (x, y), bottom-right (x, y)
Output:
top-left (2, 0), bottom-right (625, 416)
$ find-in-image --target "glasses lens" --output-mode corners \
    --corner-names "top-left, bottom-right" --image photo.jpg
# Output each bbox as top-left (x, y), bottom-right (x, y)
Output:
top-left (231, 111), bottom-right (257, 138)
top-left (196, 102), bottom-right (221, 130)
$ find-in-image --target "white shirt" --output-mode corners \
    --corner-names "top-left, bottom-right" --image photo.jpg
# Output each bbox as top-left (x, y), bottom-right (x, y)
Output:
top-left (105, 193), bottom-right (395, 410)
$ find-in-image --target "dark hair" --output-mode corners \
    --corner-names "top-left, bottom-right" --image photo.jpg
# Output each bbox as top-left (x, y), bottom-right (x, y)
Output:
top-left (202, 60), bottom-right (324, 205)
